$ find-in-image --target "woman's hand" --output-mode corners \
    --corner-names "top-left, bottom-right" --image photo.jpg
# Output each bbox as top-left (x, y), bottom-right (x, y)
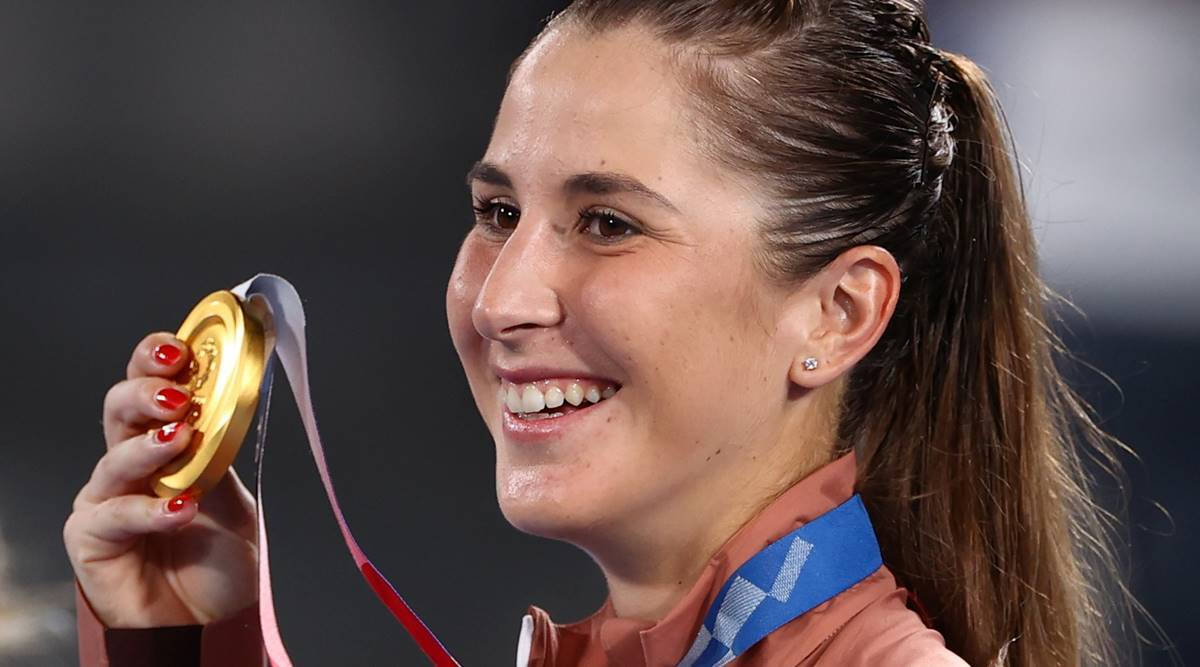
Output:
top-left (63, 332), bottom-right (258, 628)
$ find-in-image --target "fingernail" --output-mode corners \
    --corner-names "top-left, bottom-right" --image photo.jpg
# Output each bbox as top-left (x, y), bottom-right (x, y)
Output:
top-left (154, 387), bottom-right (190, 411)
top-left (152, 343), bottom-right (183, 366)
top-left (153, 422), bottom-right (183, 444)
top-left (166, 494), bottom-right (191, 513)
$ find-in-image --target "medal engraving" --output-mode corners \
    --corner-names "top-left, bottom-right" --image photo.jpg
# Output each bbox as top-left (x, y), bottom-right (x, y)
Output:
top-left (182, 336), bottom-right (219, 423)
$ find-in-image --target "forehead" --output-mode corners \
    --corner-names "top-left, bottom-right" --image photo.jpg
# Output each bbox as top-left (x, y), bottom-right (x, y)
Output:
top-left (485, 26), bottom-right (694, 180)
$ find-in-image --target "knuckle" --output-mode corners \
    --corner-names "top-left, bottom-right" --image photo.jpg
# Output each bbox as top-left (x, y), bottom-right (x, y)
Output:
top-left (102, 382), bottom-right (122, 415)
top-left (62, 512), bottom-right (78, 547)
top-left (93, 452), bottom-right (119, 485)
top-left (63, 511), bottom-right (90, 562)
top-left (104, 500), bottom-right (137, 530)
top-left (104, 379), bottom-right (157, 420)
top-left (142, 497), bottom-right (163, 523)
top-left (97, 497), bottom-right (124, 524)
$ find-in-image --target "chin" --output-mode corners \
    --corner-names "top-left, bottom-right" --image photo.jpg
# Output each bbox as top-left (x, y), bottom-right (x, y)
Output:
top-left (494, 463), bottom-right (605, 541)
top-left (499, 504), bottom-right (575, 540)
top-left (497, 496), bottom-right (587, 542)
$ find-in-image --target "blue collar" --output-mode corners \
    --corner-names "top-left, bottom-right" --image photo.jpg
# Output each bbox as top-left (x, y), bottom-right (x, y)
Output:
top-left (678, 495), bottom-right (882, 666)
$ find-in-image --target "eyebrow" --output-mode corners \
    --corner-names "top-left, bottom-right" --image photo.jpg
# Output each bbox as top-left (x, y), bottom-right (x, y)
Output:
top-left (466, 160), bottom-right (679, 213)
top-left (465, 161), bottom-right (512, 189)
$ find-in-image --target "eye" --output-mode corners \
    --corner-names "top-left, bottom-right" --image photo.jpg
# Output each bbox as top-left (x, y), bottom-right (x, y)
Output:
top-left (472, 198), bottom-right (520, 232)
top-left (580, 208), bottom-right (639, 240)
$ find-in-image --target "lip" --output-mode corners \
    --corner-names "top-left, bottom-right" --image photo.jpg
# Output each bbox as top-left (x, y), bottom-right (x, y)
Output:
top-left (500, 391), bottom-right (616, 444)
top-left (492, 365), bottom-right (620, 387)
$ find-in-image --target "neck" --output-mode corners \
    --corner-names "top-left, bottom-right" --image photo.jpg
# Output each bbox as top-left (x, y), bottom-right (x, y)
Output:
top-left (591, 504), bottom-right (750, 620)
top-left (582, 405), bottom-right (838, 622)
top-left (586, 451), bottom-right (822, 621)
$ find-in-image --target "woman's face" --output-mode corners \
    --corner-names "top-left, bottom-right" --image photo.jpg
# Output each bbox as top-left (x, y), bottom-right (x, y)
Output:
top-left (447, 26), bottom-right (809, 548)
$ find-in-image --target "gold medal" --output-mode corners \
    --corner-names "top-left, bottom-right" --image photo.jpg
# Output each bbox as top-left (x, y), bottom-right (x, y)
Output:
top-left (151, 289), bottom-right (273, 498)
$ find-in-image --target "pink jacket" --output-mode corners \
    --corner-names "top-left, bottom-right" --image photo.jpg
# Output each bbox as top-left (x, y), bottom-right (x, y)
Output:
top-left (76, 453), bottom-right (967, 665)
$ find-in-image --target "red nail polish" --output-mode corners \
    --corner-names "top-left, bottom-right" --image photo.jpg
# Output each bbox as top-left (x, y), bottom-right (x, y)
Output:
top-left (166, 495), bottom-right (191, 513)
top-left (154, 422), bottom-right (182, 444)
top-left (154, 387), bottom-right (189, 410)
top-left (152, 343), bottom-right (182, 366)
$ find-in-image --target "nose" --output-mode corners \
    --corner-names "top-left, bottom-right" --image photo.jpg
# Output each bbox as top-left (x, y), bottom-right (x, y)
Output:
top-left (471, 220), bottom-right (564, 344)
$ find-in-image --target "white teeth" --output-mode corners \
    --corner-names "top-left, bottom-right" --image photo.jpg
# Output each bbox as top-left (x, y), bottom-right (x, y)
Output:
top-left (564, 383), bottom-right (584, 406)
top-left (505, 386), bottom-right (523, 413)
top-left (521, 384), bottom-right (545, 413)
top-left (500, 379), bottom-right (618, 414)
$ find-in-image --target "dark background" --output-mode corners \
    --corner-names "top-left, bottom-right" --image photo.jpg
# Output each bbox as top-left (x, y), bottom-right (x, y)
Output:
top-left (1, 1), bottom-right (1195, 665)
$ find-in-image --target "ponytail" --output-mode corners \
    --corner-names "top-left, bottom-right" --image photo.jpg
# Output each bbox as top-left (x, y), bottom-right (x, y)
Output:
top-left (844, 52), bottom-right (1127, 666)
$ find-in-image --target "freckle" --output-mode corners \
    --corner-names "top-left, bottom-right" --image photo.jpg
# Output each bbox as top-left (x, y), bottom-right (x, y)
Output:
top-left (729, 335), bottom-right (734, 342)
top-left (606, 417), bottom-right (612, 423)
top-left (600, 159), bottom-right (606, 166)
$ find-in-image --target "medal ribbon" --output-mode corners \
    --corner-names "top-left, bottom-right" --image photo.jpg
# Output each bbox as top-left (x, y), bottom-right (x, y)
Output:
top-left (677, 495), bottom-right (882, 667)
top-left (232, 274), bottom-right (459, 667)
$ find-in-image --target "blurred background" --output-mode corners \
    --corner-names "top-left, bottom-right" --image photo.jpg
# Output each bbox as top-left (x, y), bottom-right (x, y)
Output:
top-left (0, 0), bottom-right (1195, 664)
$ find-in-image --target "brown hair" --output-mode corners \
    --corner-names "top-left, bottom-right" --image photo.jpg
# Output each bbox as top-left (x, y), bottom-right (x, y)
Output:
top-left (525, 1), bottom-right (1137, 664)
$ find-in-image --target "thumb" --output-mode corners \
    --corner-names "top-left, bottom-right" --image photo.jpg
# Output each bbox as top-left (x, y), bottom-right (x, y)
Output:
top-left (196, 470), bottom-right (257, 542)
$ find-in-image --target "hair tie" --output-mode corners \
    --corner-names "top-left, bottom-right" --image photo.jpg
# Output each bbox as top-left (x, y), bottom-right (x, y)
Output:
top-left (917, 48), bottom-right (955, 191)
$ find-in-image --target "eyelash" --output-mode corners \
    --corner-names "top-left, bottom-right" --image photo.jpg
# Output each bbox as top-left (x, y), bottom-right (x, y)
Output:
top-left (471, 197), bottom-right (640, 243)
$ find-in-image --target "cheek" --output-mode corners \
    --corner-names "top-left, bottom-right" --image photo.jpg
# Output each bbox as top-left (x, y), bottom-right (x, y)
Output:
top-left (578, 253), bottom-right (775, 445)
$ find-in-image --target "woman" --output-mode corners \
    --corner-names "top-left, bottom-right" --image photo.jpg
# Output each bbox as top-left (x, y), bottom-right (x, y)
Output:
top-left (63, 0), bottom-right (1129, 664)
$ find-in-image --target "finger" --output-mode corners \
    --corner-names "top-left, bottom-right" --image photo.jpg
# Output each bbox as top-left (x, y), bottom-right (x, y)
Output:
top-left (103, 377), bottom-right (193, 447)
top-left (126, 332), bottom-right (190, 381)
top-left (66, 494), bottom-right (197, 559)
top-left (76, 422), bottom-right (194, 508)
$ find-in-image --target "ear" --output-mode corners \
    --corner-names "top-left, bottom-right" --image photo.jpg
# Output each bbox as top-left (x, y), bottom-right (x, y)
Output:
top-left (786, 246), bottom-right (901, 389)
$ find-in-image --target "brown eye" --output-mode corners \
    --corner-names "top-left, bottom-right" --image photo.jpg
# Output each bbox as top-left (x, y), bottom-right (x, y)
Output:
top-left (493, 203), bottom-right (520, 229)
top-left (582, 210), bottom-right (637, 239)
top-left (472, 199), bottom-right (520, 233)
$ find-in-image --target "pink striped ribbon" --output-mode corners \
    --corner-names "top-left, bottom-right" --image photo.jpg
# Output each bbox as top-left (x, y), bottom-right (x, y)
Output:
top-left (233, 274), bottom-right (459, 666)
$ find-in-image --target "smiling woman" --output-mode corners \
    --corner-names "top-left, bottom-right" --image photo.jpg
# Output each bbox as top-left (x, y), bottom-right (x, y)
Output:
top-left (65, 1), bottom-right (1133, 666)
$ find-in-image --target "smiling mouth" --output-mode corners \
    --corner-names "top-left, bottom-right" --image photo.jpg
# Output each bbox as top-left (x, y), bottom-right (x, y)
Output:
top-left (499, 378), bottom-right (620, 420)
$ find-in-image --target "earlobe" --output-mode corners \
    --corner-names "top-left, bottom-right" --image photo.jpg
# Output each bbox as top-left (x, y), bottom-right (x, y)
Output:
top-left (788, 354), bottom-right (830, 389)
top-left (788, 351), bottom-right (836, 388)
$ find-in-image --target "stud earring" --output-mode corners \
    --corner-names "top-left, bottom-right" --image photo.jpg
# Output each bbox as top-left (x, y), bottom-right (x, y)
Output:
top-left (802, 357), bottom-right (819, 371)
